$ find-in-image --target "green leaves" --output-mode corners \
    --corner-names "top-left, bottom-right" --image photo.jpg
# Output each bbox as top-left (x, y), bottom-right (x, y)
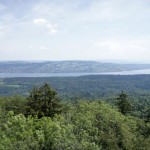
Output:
top-left (0, 114), bottom-right (40, 150)
top-left (0, 101), bottom-right (149, 150)
top-left (26, 83), bottom-right (62, 118)
top-left (116, 92), bottom-right (132, 115)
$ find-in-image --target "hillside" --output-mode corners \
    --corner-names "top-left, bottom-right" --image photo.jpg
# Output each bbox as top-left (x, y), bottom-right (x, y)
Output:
top-left (1, 75), bottom-right (150, 98)
top-left (1, 61), bottom-right (150, 73)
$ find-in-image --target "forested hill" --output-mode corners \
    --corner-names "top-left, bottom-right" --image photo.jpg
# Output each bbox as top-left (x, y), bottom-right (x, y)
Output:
top-left (1, 61), bottom-right (150, 73)
top-left (1, 75), bottom-right (150, 101)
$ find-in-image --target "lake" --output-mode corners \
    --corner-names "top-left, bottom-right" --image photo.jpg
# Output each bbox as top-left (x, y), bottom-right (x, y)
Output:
top-left (0, 69), bottom-right (150, 78)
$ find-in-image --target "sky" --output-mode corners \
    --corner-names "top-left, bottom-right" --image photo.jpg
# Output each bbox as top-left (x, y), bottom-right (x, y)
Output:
top-left (0, 0), bottom-right (150, 63)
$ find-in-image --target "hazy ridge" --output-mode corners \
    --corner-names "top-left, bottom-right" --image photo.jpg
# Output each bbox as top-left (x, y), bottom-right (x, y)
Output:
top-left (1, 61), bottom-right (150, 73)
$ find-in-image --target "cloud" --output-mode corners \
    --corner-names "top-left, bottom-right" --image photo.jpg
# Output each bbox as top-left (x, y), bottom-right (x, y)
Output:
top-left (46, 23), bottom-right (58, 34)
top-left (92, 37), bottom-right (150, 60)
top-left (33, 18), bottom-right (48, 25)
top-left (40, 46), bottom-right (49, 50)
top-left (29, 45), bottom-right (33, 49)
top-left (0, 0), bottom-right (150, 62)
top-left (49, 28), bottom-right (58, 34)
top-left (93, 40), bottom-right (121, 52)
top-left (33, 18), bottom-right (58, 34)
top-left (28, 46), bottom-right (49, 50)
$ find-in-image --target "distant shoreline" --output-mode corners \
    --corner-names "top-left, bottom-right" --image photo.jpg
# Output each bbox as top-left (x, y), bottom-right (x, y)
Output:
top-left (0, 69), bottom-right (150, 78)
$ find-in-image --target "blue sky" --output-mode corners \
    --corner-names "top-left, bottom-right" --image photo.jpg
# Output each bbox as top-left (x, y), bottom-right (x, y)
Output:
top-left (0, 0), bottom-right (150, 63)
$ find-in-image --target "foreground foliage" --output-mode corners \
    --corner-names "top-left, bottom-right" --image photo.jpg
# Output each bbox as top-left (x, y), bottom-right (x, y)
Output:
top-left (0, 84), bottom-right (149, 149)
top-left (0, 101), bottom-right (149, 149)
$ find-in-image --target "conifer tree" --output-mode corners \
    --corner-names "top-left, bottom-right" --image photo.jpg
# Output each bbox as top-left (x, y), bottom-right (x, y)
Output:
top-left (26, 83), bottom-right (62, 118)
top-left (116, 91), bottom-right (131, 115)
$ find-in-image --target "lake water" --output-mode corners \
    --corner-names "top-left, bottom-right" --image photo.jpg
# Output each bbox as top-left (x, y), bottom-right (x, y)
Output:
top-left (0, 69), bottom-right (150, 78)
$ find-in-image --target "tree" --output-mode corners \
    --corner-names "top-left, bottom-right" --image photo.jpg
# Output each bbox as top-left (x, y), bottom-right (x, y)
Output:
top-left (116, 91), bottom-right (131, 115)
top-left (26, 83), bottom-right (62, 118)
top-left (145, 107), bottom-right (150, 123)
top-left (4, 95), bottom-right (27, 115)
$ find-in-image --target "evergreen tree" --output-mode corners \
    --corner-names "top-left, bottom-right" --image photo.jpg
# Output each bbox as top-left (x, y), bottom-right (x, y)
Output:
top-left (116, 91), bottom-right (131, 115)
top-left (26, 83), bottom-right (62, 118)
top-left (145, 107), bottom-right (150, 123)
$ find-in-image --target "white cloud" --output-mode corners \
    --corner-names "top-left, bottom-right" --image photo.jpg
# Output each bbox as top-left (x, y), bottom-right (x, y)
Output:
top-left (40, 46), bottom-right (49, 50)
top-left (33, 18), bottom-right (48, 25)
top-left (49, 28), bottom-right (58, 34)
top-left (92, 38), bottom-right (150, 61)
top-left (93, 40), bottom-right (121, 52)
top-left (29, 45), bottom-right (33, 49)
top-left (33, 18), bottom-right (58, 34)
top-left (0, 0), bottom-right (150, 62)
top-left (46, 24), bottom-right (58, 34)
top-left (29, 45), bottom-right (49, 50)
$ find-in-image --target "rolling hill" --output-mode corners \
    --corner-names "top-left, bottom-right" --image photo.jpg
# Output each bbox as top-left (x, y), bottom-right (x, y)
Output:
top-left (0, 61), bottom-right (150, 73)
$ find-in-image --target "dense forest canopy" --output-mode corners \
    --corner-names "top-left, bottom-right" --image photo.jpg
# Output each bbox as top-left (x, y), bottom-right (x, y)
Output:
top-left (0, 83), bottom-right (150, 150)
top-left (1, 75), bottom-right (150, 99)
top-left (0, 75), bottom-right (150, 118)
